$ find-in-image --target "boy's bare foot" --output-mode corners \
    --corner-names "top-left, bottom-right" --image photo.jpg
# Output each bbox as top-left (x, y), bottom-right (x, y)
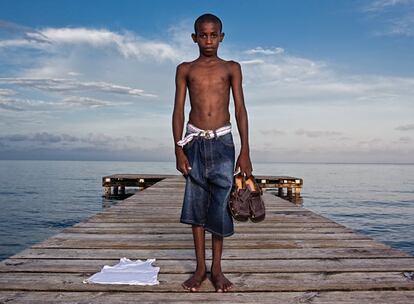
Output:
top-left (210, 270), bottom-right (234, 292)
top-left (182, 271), bottom-right (207, 292)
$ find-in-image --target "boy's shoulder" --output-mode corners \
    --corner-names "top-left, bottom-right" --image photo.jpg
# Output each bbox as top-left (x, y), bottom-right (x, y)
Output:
top-left (176, 59), bottom-right (240, 70)
top-left (176, 61), bottom-right (191, 71)
top-left (226, 59), bottom-right (241, 70)
top-left (225, 59), bottom-right (240, 66)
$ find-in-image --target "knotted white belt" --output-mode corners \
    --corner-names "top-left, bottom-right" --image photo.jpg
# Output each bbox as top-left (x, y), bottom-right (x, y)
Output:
top-left (177, 123), bottom-right (232, 147)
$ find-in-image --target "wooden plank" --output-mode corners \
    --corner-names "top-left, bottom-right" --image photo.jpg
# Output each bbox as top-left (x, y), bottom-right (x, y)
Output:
top-left (32, 238), bottom-right (389, 250)
top-left (73, 221), bottom-right (348, 228)
top-left (99, 207), bottom-right (306, 213)
top-left (1, 272), bottom-right (414, 292)
top-left (62, 226), bottom-right (355, 234)
top-left (52, 232), bottom-right (369, 241)
top-left (1, 291), bottom-right (414, 304)
top-left (12, 247), bottom-right (411, 260)
top-left (84, 216), bottom-right (336, 223)
top-left (2, 258), bottom-right (414, 273)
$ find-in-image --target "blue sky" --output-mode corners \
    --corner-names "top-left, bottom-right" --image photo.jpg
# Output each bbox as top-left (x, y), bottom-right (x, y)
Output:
top-left (0, 0), bottom-right (413, 163)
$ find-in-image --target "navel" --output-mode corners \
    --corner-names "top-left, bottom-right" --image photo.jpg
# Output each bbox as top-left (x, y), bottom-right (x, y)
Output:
top-left (207, 112), bottom-right (212, 116)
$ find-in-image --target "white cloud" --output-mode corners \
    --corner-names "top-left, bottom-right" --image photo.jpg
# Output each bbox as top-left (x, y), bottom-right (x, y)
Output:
top-left (396, 123), bottom-right (414, 131)
top-left (67, 71), bottom-right (80, 76)
top-left (0, 95), bottom-right (56, 112)
top-left (0, 77), bottom-right (156, 97)
top-left (0, 20), bottom-right (50, 43)
top-left (245, 47), bottom-right (284, 55)
top-left (0, 88), bottom-right (16, 96)
top-left (61, 96), bottom-right (125, 108)
top-left (399, 136), bottom-right (412, 143)
top-left (363, 0), bottom-right (414, 36)
top-left (0, 100), bottom-right (24, 111)
top-left (0, 24), bottom-right (181, 61)
top-left (0, 131), bottom-right (139, 147)
top-left (295, 129), bottom-right (343, 138)
top-left (364, 0), bottom-right (413, 12)
top-left (386, 13), bottom-right (414, 36)
top-left (240, 49), bottom-right (414, 105)
top-left (0, 93), bottom-right (129, 112)
top-left (239, 59), bottom-right (265, 65)
top-left (260, 129), bottom-right (286, 136)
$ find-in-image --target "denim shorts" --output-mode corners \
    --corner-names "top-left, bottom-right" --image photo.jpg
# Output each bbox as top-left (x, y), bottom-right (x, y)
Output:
top-left (180, 130), bottom-right (235, 237)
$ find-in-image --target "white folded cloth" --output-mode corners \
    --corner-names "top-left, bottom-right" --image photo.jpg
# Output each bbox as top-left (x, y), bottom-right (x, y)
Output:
top-left (83, 258), bottom-right (160, 285)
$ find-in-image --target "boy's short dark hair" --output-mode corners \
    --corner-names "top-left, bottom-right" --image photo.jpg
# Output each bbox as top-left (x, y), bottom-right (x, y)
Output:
top-left (194, 13), bottom-right (222, 34)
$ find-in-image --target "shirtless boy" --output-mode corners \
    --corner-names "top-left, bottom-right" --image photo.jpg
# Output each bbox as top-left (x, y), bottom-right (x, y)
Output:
top-left (172, 13), bottom-right (252, 292)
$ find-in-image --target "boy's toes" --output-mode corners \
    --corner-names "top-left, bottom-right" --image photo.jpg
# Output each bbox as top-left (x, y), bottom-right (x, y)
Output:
top-left (211, 272), bottom-right (233, 292)
top-left (182, 282), bottom-right (192, 291)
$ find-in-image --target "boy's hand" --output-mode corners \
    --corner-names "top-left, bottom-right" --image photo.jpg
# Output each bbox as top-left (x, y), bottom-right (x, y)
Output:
top-left (175, 149), bottom-right (192, 176)
top-left (235, 151), bottom-right (252, 177)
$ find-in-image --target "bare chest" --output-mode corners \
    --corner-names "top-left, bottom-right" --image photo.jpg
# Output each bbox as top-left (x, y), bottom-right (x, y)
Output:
top-left (187, 65), bottom-right (230, 89)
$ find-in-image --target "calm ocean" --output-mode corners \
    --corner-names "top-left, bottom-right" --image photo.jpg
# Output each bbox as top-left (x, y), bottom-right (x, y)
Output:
top-left (0, 160), bottom-right (413, 261)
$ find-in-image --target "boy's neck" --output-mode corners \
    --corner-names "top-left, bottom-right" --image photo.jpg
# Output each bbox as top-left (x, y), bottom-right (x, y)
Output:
top-left (197, 53), bottom-right (220, 62)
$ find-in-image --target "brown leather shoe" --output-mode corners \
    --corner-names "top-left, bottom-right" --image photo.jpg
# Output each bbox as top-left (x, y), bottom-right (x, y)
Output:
top-left (229, 173), bottom-right (250, 221)
top-left (245, 175), bottom-right (265, 222)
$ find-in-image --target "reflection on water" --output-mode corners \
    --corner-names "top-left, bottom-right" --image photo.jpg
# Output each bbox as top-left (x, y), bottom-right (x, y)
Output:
top-left (0, 160), bottom-right (413, 260)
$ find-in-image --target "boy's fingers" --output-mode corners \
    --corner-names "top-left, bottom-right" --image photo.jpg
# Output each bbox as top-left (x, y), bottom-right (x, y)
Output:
top-left (233, 166), bottom-right (241, 176)
top-left (180, 166), bottom-right (187, 175)
top-left (186, 161), bottom-right (192, 171)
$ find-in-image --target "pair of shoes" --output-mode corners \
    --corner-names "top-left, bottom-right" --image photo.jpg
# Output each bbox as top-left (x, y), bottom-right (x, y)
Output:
top-left (229, 173), bottom-right (265, 222)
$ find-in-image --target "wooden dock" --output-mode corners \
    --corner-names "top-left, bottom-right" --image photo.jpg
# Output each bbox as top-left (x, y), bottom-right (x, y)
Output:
top-left (1, 175), bottom-right (414, 303)
top-left (102, 173), bottom-right (303, 202)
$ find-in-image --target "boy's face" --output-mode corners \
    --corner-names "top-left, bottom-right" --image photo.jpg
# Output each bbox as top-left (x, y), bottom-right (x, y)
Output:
top-left (192, 21), bottom-right (224, 56)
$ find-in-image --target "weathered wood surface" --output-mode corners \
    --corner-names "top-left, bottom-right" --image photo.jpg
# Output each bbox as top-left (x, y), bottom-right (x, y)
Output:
top-left (1, 291), bottom-right (414, 304)
top-left (1, 176), bottom-right (413, 304)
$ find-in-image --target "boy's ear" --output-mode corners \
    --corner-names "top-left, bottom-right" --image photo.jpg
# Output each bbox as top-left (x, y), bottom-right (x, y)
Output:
top-left (220, 32), bottom-right (225, 42)
top-left (191, 33), bottom-right (197, 43)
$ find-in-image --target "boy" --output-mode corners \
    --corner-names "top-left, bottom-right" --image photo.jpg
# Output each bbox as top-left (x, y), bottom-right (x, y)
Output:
top-left (172, 13), bottom-right (252, 292)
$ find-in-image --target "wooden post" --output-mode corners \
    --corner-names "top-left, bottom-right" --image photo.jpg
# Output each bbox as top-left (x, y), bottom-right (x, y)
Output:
top-left (120, 185), bottom-right (126, 196)
top-left (104, 186), bottom-right (111, 198)
top-left (278, 187), bottom-right (284, 197)
top-left (287, 185), bottom-right (293, 197)
top-left (113, 186), bottom-right (119, 196)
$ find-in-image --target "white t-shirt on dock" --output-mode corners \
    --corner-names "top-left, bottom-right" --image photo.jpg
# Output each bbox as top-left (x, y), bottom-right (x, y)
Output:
top-left (83, 258), bottom-right (160, 285)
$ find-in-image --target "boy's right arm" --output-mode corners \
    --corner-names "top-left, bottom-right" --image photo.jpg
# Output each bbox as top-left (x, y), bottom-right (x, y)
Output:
top-left (172, 63), bottom-right (191, 175)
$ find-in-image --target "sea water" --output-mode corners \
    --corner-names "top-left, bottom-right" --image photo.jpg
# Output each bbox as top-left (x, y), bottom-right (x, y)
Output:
top-left (0, 160), bottom-right (413, 260)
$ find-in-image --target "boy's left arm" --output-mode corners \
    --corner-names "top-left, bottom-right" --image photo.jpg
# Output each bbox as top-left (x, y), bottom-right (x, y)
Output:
top-left (230, 61), bottom-right (253, 177)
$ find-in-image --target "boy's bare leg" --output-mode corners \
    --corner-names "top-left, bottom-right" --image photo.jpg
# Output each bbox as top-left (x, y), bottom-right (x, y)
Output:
top-left (211, 234), bottom-right (234, 292)
top-left (182, 225), bottom-right (207, 291)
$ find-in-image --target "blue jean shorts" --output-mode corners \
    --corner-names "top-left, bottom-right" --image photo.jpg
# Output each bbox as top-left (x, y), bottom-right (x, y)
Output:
top-left (180, 130), bottom-right (235, 237)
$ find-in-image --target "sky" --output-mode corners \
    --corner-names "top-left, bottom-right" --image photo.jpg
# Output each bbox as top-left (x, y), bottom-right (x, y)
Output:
top-left (0, 0), bottom-right (413, 163)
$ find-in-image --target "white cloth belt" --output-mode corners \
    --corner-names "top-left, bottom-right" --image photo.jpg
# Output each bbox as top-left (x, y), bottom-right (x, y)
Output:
top-left (177, 122), bottom-right (232, 147)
